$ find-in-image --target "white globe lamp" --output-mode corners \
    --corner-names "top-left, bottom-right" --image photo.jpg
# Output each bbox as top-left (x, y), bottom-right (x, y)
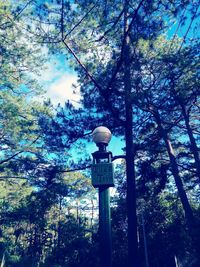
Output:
top-left (92, 126), bottom-right (112, 149)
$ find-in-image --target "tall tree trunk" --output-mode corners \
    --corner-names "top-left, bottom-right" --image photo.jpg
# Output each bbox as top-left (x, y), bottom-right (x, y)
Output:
top-left (154, 111), bottom-right (194, 225)
top-left (180, 103), bottom-right (200, 181)
top-left (124, 1), bottom-right (138, 266)
top-left (171, 82), bottom-right (200, 182)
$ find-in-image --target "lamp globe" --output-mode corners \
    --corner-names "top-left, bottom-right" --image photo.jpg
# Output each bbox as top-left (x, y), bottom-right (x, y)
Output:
top-left (92, 126), bottom-right (112, 146)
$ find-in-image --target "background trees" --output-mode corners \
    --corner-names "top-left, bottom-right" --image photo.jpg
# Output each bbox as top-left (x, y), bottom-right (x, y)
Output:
top-left (0, 0), bottom-right (200, 266)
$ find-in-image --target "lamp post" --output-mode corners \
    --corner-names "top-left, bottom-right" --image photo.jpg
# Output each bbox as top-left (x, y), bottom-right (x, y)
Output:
top-left (91, 126), bottom-right (114, 267)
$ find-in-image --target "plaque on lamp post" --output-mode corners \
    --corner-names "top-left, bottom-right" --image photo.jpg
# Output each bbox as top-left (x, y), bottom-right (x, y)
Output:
top-left (91, 163), bottom-right (114, 187)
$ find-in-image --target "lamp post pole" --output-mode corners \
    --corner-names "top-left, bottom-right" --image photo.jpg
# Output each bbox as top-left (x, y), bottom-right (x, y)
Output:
top-left (91, 127), bottom-right (114, 267)
top-left (99, 184), bottom-right (112, 267)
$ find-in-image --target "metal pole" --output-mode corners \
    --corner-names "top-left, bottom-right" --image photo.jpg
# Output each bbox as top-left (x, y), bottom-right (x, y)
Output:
top-left (99, 186), bottom-right (112, 267)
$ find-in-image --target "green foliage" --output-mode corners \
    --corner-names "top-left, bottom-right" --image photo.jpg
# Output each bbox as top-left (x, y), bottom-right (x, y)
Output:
top-left (0, 1), bottom-right (43, 94)
top-left (0, 0), bottom-right (200, 267)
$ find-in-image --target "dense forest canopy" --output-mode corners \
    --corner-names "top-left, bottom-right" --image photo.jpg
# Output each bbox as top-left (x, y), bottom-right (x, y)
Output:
top-left (0, 0), bottom-right (200, 267)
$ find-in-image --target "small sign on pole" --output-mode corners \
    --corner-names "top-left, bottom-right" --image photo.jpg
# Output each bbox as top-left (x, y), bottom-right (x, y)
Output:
top-left (91, 163), bottom-right (114, 188)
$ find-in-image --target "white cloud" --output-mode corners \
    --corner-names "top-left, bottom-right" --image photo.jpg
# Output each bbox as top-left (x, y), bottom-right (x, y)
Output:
top-left (34, 53), bottom-right (81, 107)
top-left (46, 74), bottom-right (81, 107)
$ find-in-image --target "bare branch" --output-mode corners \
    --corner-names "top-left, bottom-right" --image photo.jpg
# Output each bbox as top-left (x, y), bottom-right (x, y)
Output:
top-left (0, 151), bottom-right (23, 165)
top-left (13, 0), bottom-right (34, 19)
top-left (112, 155), bottom-right (126, 161)
top-left (178, 4), bottom-right (199, 52)
top-left (63, 5), bottom-right (96, 40)
top-left (0, 176), bottom-right (28, 181)
top-left (0, 135), bottom-right (41, 165)
top-left (61, 0), bottom-right (64, 40)
top-left (59, 165), bottom-right (91, 173)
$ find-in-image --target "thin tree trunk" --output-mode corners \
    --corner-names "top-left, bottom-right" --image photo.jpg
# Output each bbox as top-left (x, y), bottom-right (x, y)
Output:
top-left (124, 1), bottom-right (138, 266)
top-left (91, 199), bottom-right (94, 230)
top-left (1, 252), bottom-right (5, 267)
top-left (154, 111), bottom-right (194, 225)
top-left (180, 103), bottom-right (200, 181)
top-left (76, 200), bottom-right (79, 224)
top-left (141, 212), bottom-right (149, 267)
top-left (57, 196), bottom-right (62, 257)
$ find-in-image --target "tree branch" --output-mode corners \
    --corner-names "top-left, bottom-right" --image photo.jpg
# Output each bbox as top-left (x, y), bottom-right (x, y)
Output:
top-left (62, 40), bottom-right (124, 123)
top-left (0, 135), bottom-right (41, 165)
top-left (0, 176), bottom-right (28, 181)
top-left (95, 7), bottom-right (125, 42)
top-left (13, 0), bottom-right (34, 20)
top-left (63, 4), bottom-right (96, 40)
top-left (105, 0), bottom-right (145, 91)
